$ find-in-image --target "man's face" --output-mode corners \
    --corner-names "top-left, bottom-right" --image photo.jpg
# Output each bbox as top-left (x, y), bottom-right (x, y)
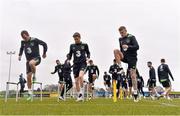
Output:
top-left (119, 29), bottom-right (127, 38)
top-left (147, 63), bottom-right (151, 67)
top-left (89, 61), bottom-right (93, 65)
top-left (22, 33), bottom-right (30, 41)
top-left (74, 36), bottom-right (81, 44)
top-left (56, 60), bottom-right (60, 64)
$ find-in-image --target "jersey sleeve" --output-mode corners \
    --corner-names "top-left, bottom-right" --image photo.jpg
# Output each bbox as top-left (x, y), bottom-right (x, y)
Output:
top-left (51, 66), bottom-right (58, 74)
top-left (109, 66), bottom-right (113, 74)
top-left (85, 44), bottom-right (90, 59)
top-left (36, 39), bottom-right (48, 55)
top-left (68, 44), bottom-right (73, 60)
top-left (96, 66), bottom-right (100, 76)
top-left (166, 65), bottom-right (174, 81)
top-left (19, 41), bottom-right (24, 56)
top-left (128, 36), bottom-right (139, 51)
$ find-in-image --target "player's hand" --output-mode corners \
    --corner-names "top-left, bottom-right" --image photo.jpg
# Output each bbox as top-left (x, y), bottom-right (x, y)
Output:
top-left (122, 44), bottom-right (128, 51)
top-left (42, 53), bottom-right (46, 58)
top-left (86, 58), bottom-right (90, 64)
top-left (18, 56), bottom-right (21, 61)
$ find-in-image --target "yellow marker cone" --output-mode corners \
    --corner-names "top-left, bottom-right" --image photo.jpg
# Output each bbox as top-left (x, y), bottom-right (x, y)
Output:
top-left (113, 80), bottom-right (117, 102)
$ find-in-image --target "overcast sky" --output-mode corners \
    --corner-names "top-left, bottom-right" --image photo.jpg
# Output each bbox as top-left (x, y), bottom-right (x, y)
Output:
top-left (0, 0), bottom-right (180, 91)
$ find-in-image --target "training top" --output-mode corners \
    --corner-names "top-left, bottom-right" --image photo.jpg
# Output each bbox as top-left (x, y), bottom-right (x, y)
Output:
top-left (68, 42), bottom-right (90, 64)
top-left (85, 65), bottom-right (100, 77)
top-left (119, 34), bottom-right (139, 58)
top-left (19, 37), bottom-right (47, 61)
top-left (157, 64), bottom-right (174, 82)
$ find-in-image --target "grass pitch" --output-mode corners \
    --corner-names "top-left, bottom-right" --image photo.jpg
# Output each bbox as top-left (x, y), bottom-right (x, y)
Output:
top-left (1, 97), bottom-right (180, 115)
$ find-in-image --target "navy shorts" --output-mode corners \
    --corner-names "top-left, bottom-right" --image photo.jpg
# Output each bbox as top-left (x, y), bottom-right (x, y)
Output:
top-left (73, 63), bottom-right (87, 78)
top-left (26, 57), bottom-right (41, 74)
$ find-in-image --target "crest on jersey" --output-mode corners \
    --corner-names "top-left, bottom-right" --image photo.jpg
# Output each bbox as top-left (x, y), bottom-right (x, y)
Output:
top-left (125, 38), bottom-right (130, 44)
top-left (30, 42), bottom-right (34, 46)
top-left (81, 46), bottom-right (85, 50)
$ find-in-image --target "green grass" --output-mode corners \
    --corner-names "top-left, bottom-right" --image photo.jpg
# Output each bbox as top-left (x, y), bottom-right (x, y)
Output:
top-left (0, 98), bottom-right (180, 115)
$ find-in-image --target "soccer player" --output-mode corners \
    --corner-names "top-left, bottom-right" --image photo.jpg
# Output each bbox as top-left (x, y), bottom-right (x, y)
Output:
top-left (157, 59), bottom-right (174, 100)
top-left (114, 26), bottom-right (139, 102)
top-left (109, 59), bottom-right (123, 99)
top-left (137, 75), bottom-right (145, 99)
top-left (103, 71), bottom-right (112, 98)
top-left (59, 55), bottom-right (73, 100)
top-left (85, 60), bottom-right (99, 99)
top-left (51, 60), bottom-right (64, 98)
top-left (18, 30), bottom-right (47, 100)
top-left (147, 61), bottom-right (159, 100)
top-left (18, 73), bottom-right (26, 97)
top-left (67, 32), bottom-right (90, 101)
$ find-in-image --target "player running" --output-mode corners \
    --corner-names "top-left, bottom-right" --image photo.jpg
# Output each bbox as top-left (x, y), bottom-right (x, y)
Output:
top-left (59, 55), bottom-right (73, 100)
top-left (109, 59), bottom-right (123, 100)
top-left (157, 59), bottom-right (174, 100)
top-left (51, 59), bottom-right (64, 98)
top-left (147, 61), bottom-right (159, 100)
top-left (114, 26), bottom-right (139, 102)
top-left (85, 60), bottom-right (99, 99)
top-left (67, 32), bottom-right (90, 102)
top-left (18, 30), bottom-right (47, 101)
top-left (103, 71), bottom-right (112, 98)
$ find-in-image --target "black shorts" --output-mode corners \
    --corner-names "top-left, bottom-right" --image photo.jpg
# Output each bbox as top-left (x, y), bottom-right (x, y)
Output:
top-left (122, 57), bottom-right (137, 69)
top-left (73, 63), bottom-right (87, 78)
top-left (88, 77), bottom-right (94, 84)
top-left (122, 81), bottom-right (128, 89)
top-left (149, 80), bottom-right (156, 88)
top-left (26, 57), bottom-right (41, 74)
top-left (105, 81), bottom-right (111, 88)
top-left (112, 74), bottom-right (118, 80)
top-left (161, 80), bottom-right (171, 88)
top-left (58, 76), bottom-right (64, 83)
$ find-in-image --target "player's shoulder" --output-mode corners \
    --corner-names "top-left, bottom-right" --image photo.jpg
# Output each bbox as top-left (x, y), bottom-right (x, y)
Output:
top-left (30, 37), bottom-right (38, 41)
top-left (81, 42), bottom-right (88, 46)
top-left (127, 34), bottom-right (135, 38)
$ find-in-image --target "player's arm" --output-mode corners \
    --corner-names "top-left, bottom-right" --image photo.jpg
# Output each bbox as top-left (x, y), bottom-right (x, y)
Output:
top-left (51, 66), bottom-right (57, 74)
top-left (141, 76), bottom-right (144, 86)
top-left (18, 41), bottom-right (24, 61)
top-left (84, 66), bottom-right (89, 74)
top-left (150, 68), bottom-right (156, 80)
top-left (109, 66), bottom-right (113, 74)
top-left (85, 44), bottom-right (90, 59)
top-left (96, 66), bottom-right (100, 78)
top-left (67, 45), bottom-right (73, 61)
top-left (146, 79), bottom-right (150, 86)
top-left (36, 39), bottom-right (48, 58)
top-left (157, 67), bottom-right (161, 83)
top-left (127, 36), bottom-right (139, 51)
top-left (166, 65), bottom-right (174, 81)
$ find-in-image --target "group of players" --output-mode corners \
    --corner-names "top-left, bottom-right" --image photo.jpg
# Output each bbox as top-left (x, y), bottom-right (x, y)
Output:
top-left (18, 26), bottom-right (174, 102)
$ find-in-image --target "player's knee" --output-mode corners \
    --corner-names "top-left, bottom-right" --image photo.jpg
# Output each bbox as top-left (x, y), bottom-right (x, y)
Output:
top-left (29, 60), bottom-right (36, 67)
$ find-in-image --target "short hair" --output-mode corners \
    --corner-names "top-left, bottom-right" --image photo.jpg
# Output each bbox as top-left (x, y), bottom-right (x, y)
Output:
top-left (21, 30), bottom-right (29, 37)
top-left (89, 60), bottom-right (93, 63)
top-left (56, 59), bottom-right (60, 62)
top-left (113, 59), bottom-right (116, 62)
top-left (118, 26), bottom-right (127, 31)
top-left (73, 32), bottom-right (81, 38)
top-left (147, 61), bottom-right (152, 64)
top-left (161, 59), bottom-right (165, 63)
